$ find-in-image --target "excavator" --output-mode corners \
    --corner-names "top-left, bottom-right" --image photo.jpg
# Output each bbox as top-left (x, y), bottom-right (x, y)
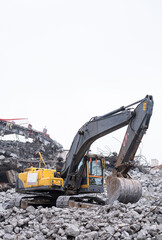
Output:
top-left (16, 95), bottom-right (153, 208)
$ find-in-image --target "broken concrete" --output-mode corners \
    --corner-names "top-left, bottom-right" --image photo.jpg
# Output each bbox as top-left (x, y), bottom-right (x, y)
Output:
top-left (0, 168), bottom-right (161, 240)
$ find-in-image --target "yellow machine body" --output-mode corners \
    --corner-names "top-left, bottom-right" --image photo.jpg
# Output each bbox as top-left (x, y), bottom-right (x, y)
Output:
top-left (17, 167), bottom-right (64, 190)
top-left (16, 154), bottom-right (105, 195)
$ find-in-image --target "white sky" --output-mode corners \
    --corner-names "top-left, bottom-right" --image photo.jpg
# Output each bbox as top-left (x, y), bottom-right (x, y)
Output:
top-left (0, 0), bottom-right (162, 164)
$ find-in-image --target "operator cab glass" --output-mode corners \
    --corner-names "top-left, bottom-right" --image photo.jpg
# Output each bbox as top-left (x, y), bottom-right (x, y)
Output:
top-left (77, 156), bottom-right (104, 188)
top-left (88, 158), bottom-right (103, 185)
top-left (77, 159), bottom-right (87, 185)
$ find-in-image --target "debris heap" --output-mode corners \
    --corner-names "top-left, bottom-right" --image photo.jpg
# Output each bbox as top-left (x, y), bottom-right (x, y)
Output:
top-left (0, 139), bottom-right (63, 191)
top-left (0, 168), bottom-right (161, 239)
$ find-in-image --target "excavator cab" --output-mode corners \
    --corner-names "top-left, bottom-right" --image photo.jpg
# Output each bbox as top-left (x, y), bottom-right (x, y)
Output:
top-left (78, 155), bottom-right (105, 194)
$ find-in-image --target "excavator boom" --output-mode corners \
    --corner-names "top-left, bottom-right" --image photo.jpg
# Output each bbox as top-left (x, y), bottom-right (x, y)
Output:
top-left (114, 95), bottom-right (153, 175)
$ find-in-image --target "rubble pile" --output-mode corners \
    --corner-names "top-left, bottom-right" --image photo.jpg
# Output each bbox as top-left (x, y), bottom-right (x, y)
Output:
top-left (0, 140), bottom-right (63, 191)
top-left (0, 140), bottom-right (62, 172)
top-left (0, 168), bottom-right (161, 240)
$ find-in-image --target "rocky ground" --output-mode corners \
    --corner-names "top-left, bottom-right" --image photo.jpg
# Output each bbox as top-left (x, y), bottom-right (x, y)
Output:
top-left (0, 167), bottom-right (161, 240)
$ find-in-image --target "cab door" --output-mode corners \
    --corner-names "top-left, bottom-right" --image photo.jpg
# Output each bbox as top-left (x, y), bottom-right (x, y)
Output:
top-left (88, 157), bottom-right (104, 187)
top-left (79, 156), bottom-right (104, 193)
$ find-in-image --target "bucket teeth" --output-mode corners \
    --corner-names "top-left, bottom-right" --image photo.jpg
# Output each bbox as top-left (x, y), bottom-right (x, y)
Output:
top-left (106, 176), bottom-right (142, 205)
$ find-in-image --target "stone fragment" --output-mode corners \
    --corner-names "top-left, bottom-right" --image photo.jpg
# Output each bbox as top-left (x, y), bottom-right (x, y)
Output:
top-left (4, 224), bottom-right (13, 233)
top-left (17, 218), bottom-right (24, 227)
top-left (3, 233), bottom-right (13, 240)
top-left (131, 224), bottom-right (141, 232)
top-left (86, 223), bottom-right (98, 231)
top-left (0, 229), bottom-right (5, 238)
top-left (33, 222), bottom-right (40, 231)
top-left (26, 205), bottom-right (35, 213)
top-left (86, 231), bottom-right (99, 239)
top-left (137, 229), bottom-right (148, 240)
top-left (65, 224), bottom-right (80, 237)
top-left (41, 228), bottom-right (49, 235)
top-left (121, 230), bottom-right (130, 239)
top-left (157, 216), bottom-right (162, 224)
top-left (148, 224), bottom-right (158, 237)
top-left (10, 217), bottom-right (17, 227)
top-left (105, 225), bottom-right (114, 235)
top-left (155, 234), bottom-right (162, 240)
top-left (12, 206), bottom-right (19, 213)
top-left (58, 228), bottom-right (65, 236)
top-left (25, 231), bottom-right (33, 239)
top-left (14, 227), bottom-right (20, 234)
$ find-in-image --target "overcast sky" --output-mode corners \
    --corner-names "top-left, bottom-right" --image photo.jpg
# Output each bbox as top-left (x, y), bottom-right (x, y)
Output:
top-left (0, 0), bottom-right (162, 164)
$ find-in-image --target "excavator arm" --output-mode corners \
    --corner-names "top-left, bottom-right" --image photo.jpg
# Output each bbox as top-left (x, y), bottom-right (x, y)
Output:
top-left (61, 109), bottom-right (133, 179)
top-left (62, 95), bottom-right (153, 192)
top-left (114, 95), bottom-right (153, 176)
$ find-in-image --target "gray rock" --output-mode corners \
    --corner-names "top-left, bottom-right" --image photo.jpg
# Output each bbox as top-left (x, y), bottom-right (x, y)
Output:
top-left (24, 217), bottom-right (30, 224)
top-left (14, 227), bottom-right (20, 234)
top-left (86, 231), bottom-right (99, 239)
top-left (41, 228), bottom-right (49, 235)
top-left (137, 229), bottom-right (148, 240)
top-left (148, 224), bottom-right (159, 236)
top-left (0, 230), bottom-right (5, 238)
top-left (58, 228), bottom-right (65, 236)
top-left (3, 233), bottom-right (14, 240)
top-left (10, 217), bottom-right (17, 227)
top-left (25, 231), bottom-right (33, 239)
top-left (86, 223), bottom-right (98, 231)
top-left (4, 224), bottom-right (13, 233)
top-left (65, 224), bottom-right (80, 237)
top-left (12, 206), bottom-right (19, 213)
top-left (155, 234), bottom-right (162, 240)
top-left (121, 231), bottom-right (130, 239)
top-left (105, 225), bottom-right (114, 235)
top-left (17, 235), bottom-right (27, 240)
top-left (157, 216), bottom-right (162, 224)
top-left (29, 214), bottom-right (35, 220)
top-left (26, 205), bottom-right (35, 213)
top-left (33, 222), bottom-right (40, 232)
top-left (17, 218), bottom-right (24, 227)
top-left (98, 223), bottom-right (106, 227)
top-left (131, 224), bottom-right (141, 232)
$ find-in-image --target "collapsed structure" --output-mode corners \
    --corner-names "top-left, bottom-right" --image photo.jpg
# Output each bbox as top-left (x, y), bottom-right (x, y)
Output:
top-left (0, 119), bottom-right (63, 190)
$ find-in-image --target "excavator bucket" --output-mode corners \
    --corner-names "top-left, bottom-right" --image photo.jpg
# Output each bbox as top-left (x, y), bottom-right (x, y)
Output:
top-left (105, 176), bottom-right (142, 205)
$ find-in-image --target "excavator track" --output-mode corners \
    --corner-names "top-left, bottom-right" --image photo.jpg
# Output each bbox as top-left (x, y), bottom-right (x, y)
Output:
top-left (56, 194), bottom-right (106, 208)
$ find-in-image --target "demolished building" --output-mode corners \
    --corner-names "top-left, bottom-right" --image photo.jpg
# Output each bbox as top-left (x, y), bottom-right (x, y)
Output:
top-left (0, 119), bottom-right (63, 190)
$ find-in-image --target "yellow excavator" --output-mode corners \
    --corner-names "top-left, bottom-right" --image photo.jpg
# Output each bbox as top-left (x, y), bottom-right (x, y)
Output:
top-left (16, 95), bottom-right (153, 208)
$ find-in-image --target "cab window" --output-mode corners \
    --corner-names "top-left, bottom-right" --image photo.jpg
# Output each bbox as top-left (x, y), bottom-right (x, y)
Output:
top-left (89, 159), bottom-right (102, 176)
top-left (91, 159), bottom-right (102, 176)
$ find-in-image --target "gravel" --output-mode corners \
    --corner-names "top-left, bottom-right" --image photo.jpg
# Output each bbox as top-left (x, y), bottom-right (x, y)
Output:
top-left (0, 167), bottom-right (161, 240)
